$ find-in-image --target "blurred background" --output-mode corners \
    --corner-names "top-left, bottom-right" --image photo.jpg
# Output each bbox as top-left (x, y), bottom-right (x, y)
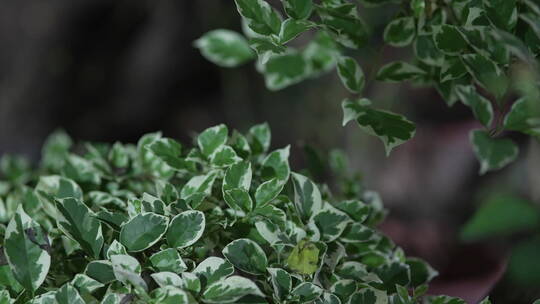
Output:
top-left (0, 1), bottom-right (539, 303)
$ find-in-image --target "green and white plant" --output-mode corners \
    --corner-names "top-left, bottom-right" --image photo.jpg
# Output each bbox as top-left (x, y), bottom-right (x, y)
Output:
top-left (195, 0), bottom-right (540, 173)
top-left (0, 124), bottom-right (484, 303)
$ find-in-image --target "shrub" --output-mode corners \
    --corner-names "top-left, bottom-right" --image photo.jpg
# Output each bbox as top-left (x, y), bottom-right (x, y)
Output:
top-left (195, 0), bottom-right (540, 174)
top-left (0, 124), bottom-right (480, 303)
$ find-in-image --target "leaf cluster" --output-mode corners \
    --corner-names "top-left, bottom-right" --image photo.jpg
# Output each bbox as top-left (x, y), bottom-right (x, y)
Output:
top-left (195, 0), bottom-right (540, 173)
top-left (0, 125), bottom-right (477, 303)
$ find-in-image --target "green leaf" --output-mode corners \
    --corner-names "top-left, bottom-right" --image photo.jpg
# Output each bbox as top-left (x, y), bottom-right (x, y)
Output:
top-left (151, 286), bottom-right (189, 304)
top-left (194, 30), bottom-right (255, 68)
top-left (440, 56), bottom-right (467, 83)
top-left (340, 223), bottom-right (375, 243)
top-left (0, 155), bottom-right (30, 184)
top-left (316, 4), bottom-right (369, 49)
top-left (407, 258), bottom-right (438, 287)
top-left (302, 31), bottom-right (340, 76)
top-left (139, 195), bottom-right (166, 215)
top-left (279, 19), bottom-right (315, 43)
top-left (255, 219), bottom-right (287, 246)
top-left (180, 171), bottom-right (218, 199)
top-left (282, 0), bottom-right (313, 19)
top-left (95, 210), bottom-right (128, 231)
top-left (335, 200), bottom-right (370, 223)
top-left (291, 282), bottom-right (323, 303)
top-left (384, 16), bottom-right (416, 47)
top-left (337, 56), bottom-right (365, 94)
top-left (0, 290), bottom-right (12, 304)
top-left (330, 280), bottom-right (357, 303)
top-left (41, 129), bottom-right (72, 171)
top-left (491, 29), bottom-right (536, 67)
top-left (373, 262), bottom-right (410, 292)
top-left (432, 25), bottom-right (468, 55)
top-left (255, 178), bottom-right (284, 207)
top-left (202, 276), bottom-right (264, 303)
top-left (137, 132), bottom-right (174, 178)
top-left (410, 0), bottom-right (425, 17)
top-left (286, 239), bottom-right (320, 275)
top-left (108, 142), bottom-right (129, 168)
top-left (311, 207), bottom-right (352, 242)
top-left (147, 138), bottom-right (183, 170)
top-left (521, 13), bottom-right (540, 39)
top-left (84, 260), bottom-right (115, 284)
top-left (291, 172), bottom-right (323, 221)
top-left (55, 197), bottom-right (104, 258)
top-left (222, 238), bottom-right (268, 275)
top-left (106, 240), bottom-right (127, 259)
top-left (230, 130), bottom-right (252, 158)
top-left (461, 53), bottom-right (508, 100)
top-left (234, 0), bottom-right (282, 35)
top-left (254, 204), bottom-right (287, 229)
top-left (151, 272), bottom-right (182, 288)
top-left (267, 268), bottom-right (292, 300)
top-left (414, 34), bottom-right (444, 66)
top-left (62, 154), bottom-right (101, 185)
top-left (315, 292), bottom-right (341, 304)
top-left (71, 273), bottom-right (104, 294)
top-left (99, 293), bottom-right (122, 304)
top-left (110, 254), bottom-right (147, 291)
top-left (223, 161), bottom-right (252, 192)
top-left (461, 194), bottom-right (540, 241)
top-left (119, 212), bottom-right (169, 252)
top-left (35, 175), bottom-right (83, 217)
top-left (89, 191), bottom-right (125, 209)
top-left (376, 61), bottom-right (425, 82)
top-left (261, 146), bottom-right (291, 181)
top-left (324, 242), bottom-right (346, 271)
top-left (55, 284), bottom-right (85, 304)
top-left (150, 248), bottom-right (187, 273)
top-left (210, 145), bottom-right (242, 167)
top-left (198, 124), bottom-right (229, 158)
top-left (504, 98), bottom-right (540, 136)
top-left (248, 123), bottom-right (271, 154)
top-left (349, 288), bottom-right (387, 304)
top-left (455, 85), bottom-right (494, 127)
top-left (483, 0), bottom-right (517, 31)
top-left (470, 130), bottom-right (519, 175)
top-left (180, 272), bottom-right (200, 293)
top-left (167, 210), bottom-right (205, 248)
top-left (0, 265), bottom-right (23, 294)
top-left (249, 37), bottom-right (286, 64)
top-left (156, 180), bottom-right (180, 205)
top-left (342, 98), bottom-right (416, 155)
top-left (336, 261), bottom-right (368, 280)
top-left (3, 206), bottom-right (50, 293)
top-left (260, 51), bottom-right (309, 90)
top-left (523, 0), bottom-right (540, 16)
top-left (224, 188), bottom-right (253, 213)
top-left (193, 256), bottom-right (234, 286)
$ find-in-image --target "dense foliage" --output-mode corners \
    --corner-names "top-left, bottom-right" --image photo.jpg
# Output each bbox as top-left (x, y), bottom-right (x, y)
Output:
top-left (0, 124), bottom-right (486, 303)
top-left (195, 0), bottom-right (540, 173)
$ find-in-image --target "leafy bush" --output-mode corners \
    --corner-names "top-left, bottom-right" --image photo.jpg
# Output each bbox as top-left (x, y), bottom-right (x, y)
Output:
top-left (0, 124), bottom-right (482, 303)
top-left (195, 0), bottom-right (540, 173)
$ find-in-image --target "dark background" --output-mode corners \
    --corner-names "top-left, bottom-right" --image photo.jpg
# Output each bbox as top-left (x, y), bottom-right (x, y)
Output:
top-left (1, 1), bottom-right (539, 302)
